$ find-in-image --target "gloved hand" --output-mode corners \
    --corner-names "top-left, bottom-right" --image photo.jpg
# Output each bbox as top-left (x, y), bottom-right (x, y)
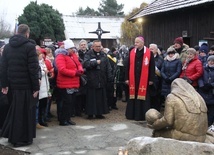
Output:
top-left (75, 70), bottom-right (83, 76)
top-left (201, 86), bottom-right (208, 92)
top-left (165, 78), bottom-right (171, 84)
top-left (182, 77), bottom-right (192, 84)
top-left (204, 83), bottom-right (212, 89)
top-left (201, 83), bottom-right (213, 92)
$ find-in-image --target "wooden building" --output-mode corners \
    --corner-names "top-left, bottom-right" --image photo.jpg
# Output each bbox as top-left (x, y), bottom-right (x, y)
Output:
top-left (129, 0), bottom-right (214, 50)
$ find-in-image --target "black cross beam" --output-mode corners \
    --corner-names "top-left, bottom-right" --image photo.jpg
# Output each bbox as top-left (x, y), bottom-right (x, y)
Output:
top-left (89, 22), bottom-right (110, 40)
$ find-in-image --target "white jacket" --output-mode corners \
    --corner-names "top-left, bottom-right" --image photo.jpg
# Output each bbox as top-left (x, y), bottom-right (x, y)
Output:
top-left (39, 60), bottom-right (50, 100)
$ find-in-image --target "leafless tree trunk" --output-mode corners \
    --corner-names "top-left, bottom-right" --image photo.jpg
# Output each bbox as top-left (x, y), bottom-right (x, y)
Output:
top-left (0, 16), bottom-right (13, 39)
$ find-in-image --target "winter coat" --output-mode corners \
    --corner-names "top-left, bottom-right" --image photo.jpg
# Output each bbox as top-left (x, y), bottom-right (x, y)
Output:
top-left (0, 53), bottom-right (8, 104)
top-left (152, 78), bottom-right (208, 142)
top-left (169, 43), bottom-right (189, 64)
top-left (39, 60), bottom-right (50, 100)
top-left (83, 50), bottom-right (113, 88)
top-left (44, 58), bottom-right (54, 78)
top-left (1, 34), bottom-right (39, 91)
top-left (161, 55), bottom-right (182, 97)
top-left (180, 56), bottom-right (203, 87)
top-left (151, 54), bottom-right (164, 96)
top-left (198, 65), bottom-right (214, 105)
top-left (78, 49), bottom-right (88, 61)
top-left (125, 47), bottom-right (156, 85)
top-left (198, 55), bottom-right (208, 67)
top-left (55, 48), bottom-right (83, 89)
top-left (0, 54), bottom-right (2, 88)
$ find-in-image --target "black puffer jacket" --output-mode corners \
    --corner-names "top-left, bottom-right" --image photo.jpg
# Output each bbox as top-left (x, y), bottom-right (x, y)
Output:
top-left (1, 34), bottom-right (39, 91)
top-left (0, 54), bottom-right (3, 88)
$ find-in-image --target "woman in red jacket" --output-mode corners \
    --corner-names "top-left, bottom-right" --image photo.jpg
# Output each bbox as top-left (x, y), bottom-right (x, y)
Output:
top-left (180, 48), bottom-right (203, 89)
top-left (55, 39), bottom-right (84, 126)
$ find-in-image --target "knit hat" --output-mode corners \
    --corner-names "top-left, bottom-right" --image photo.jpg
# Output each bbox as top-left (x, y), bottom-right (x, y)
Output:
top-left (39, 48), bottom-right (46, 55)
top-left (207, 55), bottom-right (214, 61)
top-left (174, 37), bottom-right (183, 46)
top-left (167, 47), bottom-right (176, 53)
top-left (194, 45), bottom-right (200, 51)
top-left (187, 48), bottom-right (197, 55)
top-left (199, 43), bottom-right (209, 54)
top-left (47, 44), bottom-right (56, 52)
top-left (63, 39), bottom-right (75, 50)
top-left (57, 41), bottom-right (64, 48)
top-left (87, 42), bottom-right (93, 49)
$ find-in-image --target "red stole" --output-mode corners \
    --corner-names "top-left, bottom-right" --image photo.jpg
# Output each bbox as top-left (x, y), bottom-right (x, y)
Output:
top-left (129, 47), bottom-right (151, 100)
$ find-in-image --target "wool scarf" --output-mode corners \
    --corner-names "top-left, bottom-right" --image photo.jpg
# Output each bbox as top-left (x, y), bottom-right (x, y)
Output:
top-left (129, 47), bottom-right (151, 100)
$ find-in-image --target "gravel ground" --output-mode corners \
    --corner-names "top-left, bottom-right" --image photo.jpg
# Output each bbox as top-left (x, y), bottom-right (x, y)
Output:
top-left (0, 100), bottom-right (147, 154)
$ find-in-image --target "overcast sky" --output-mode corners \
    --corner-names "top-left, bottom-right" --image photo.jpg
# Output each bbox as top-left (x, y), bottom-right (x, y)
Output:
top-left (0, 0), bottom-right (153, 30)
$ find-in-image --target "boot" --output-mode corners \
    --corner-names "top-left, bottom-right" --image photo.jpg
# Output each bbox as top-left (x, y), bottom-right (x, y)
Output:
top-left (39, 111), bottom-right (48, 127)
top-left (36, 123), bottom-right (45, 129)
top-left (39, 119), bottom-right (48, 127)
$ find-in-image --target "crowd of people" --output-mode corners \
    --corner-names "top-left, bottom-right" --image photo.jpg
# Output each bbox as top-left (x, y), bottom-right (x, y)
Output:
top-left (0, 24), bottom-right (214, 147)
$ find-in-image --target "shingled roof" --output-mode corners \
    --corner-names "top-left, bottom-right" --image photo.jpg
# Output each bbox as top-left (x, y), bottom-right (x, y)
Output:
top-left (130, 0), bottom-right (214, 20)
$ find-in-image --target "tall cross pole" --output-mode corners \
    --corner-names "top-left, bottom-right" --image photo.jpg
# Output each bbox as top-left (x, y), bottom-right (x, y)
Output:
top-left (89, 22), bottom-right (110, 40)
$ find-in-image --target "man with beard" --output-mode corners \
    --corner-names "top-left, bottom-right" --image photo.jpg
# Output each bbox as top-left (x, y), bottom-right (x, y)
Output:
top-left (1, 24), bottom-right (40, 147)
top-left (125, 36), bottom-right (155, 121)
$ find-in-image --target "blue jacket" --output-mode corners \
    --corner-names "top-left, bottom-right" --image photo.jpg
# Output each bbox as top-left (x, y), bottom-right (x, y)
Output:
top-left (198, 66), bottom-right (214, 105)
top-left (161, 58), bottom-right (182, 96)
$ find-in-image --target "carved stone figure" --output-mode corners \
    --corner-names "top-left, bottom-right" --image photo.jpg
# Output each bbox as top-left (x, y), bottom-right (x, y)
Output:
top-left (146, 78), bottom-right (208, 142)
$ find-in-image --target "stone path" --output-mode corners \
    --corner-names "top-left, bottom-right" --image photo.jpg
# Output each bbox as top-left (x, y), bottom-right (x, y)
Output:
top-left (0, 101), bottom-right (152, 155)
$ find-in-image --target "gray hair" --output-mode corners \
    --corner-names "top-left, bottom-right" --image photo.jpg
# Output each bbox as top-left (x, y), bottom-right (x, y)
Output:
top-left (79, 39), bottom-right (87, 45)
top-left (187, 48), bottom-right (197, 55)
top-left (149, 43), bottom-right (158, 49)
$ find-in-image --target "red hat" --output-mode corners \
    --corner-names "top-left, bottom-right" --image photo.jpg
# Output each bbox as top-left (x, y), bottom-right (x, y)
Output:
top-left (39, 48), bottom-right (46, 55)
top-left (57, 41), bottom-right (64, 48)
top-left (174, 37), bottom-right (183, 46)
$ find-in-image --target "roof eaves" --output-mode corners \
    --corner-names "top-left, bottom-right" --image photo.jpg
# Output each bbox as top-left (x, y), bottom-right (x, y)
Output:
top-left (130, 0), bottom-right (214, 20)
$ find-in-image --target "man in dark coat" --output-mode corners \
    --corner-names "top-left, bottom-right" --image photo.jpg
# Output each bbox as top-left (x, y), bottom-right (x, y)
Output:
top-left (0, 44), bottom-right (9, 133)
top-left (83, 40), bottom-right (113, 119)
top-left (75, 39), bottom-right (89, 116)
top-left (125, 36), bottom-right (155, 121)
top-left (106, 49), bottom-right (118, 110)
top-left (149, 43), bottom-right (164, 112)
top-left (1, 24), bottom-right (40, 147)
